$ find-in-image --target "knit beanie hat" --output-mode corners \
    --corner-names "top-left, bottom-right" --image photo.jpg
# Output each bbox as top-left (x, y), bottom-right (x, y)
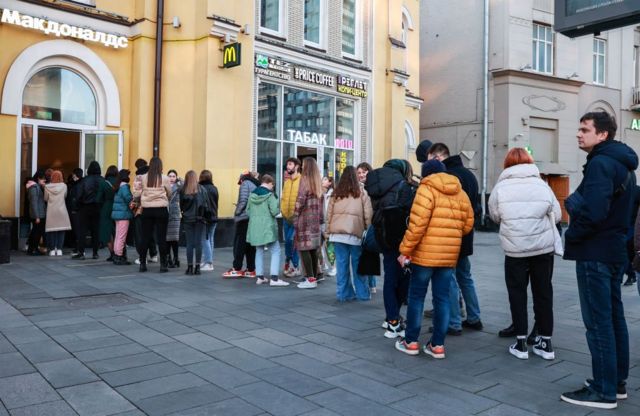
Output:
top-left (415, 139), bottom-right (434, 163)
top-left (421, 160), bottom-right (446, 178)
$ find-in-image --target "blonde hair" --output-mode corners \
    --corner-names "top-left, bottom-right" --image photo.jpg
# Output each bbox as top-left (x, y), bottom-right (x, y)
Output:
top-left (300, 157), bottom-right (322, 198)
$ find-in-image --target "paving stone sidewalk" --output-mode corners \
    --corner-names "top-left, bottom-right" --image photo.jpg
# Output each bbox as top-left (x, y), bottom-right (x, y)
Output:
top-left (0, 232), bottom-right (638, 415)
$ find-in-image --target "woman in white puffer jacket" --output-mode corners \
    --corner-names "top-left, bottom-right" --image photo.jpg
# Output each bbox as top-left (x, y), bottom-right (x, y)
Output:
top-left (488, 148), bottom-right (561, 362)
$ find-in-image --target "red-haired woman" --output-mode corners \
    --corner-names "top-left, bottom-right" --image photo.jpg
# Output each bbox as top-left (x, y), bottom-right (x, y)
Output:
top-left (488, 148), bottom-right (561, 361)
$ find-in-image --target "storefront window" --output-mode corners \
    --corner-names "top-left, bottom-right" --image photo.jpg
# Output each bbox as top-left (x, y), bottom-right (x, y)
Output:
top-left (258, 83), bottom-right (281, 139)
top-left (336, 98), bottom-right (355, 150)
top-left (22, 67), bottom-right (96, 125)
top-left (257, 139), bottom-right (281, 188)
top-left (335, 149), bottom-right (353, 180)
top-left (283, 87), bottom-right (334, 147)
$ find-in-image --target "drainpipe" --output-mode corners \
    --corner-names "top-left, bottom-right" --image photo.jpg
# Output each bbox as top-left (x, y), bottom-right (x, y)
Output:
top-left (152, 0), bottom-right (164, 157)
top-left (480, 0), bottom-right (489, 225)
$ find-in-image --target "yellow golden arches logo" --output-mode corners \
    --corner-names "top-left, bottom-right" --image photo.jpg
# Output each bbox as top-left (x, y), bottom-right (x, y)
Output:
top-left (223, 43), bottom-right (241, 68)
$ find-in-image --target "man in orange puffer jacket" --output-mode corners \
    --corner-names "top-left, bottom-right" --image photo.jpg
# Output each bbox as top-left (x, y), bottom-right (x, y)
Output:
top-left (395, 160), bottom-right (474, 359)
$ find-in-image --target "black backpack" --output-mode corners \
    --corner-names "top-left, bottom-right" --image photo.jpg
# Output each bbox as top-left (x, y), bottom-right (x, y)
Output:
top-left (372, 180), bottom-right (416, 251)
top-left (196, 186), bottom-right (216, 224)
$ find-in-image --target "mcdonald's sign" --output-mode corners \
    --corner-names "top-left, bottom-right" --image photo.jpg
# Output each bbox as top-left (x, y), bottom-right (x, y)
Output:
top-left (223, 43), bottom-right (241, 68)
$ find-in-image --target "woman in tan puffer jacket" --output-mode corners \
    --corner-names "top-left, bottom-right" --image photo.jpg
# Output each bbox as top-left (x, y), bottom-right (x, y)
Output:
top-left (327, 166), bottom-right (373, 301)
top-left (132, 157), bottom-right (172, 272)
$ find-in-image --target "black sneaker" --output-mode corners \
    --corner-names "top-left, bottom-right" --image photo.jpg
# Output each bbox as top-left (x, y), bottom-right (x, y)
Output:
top-left (498, 324), bottom-right (515, 338)
top-left (462, 320), bottom-right (483, 330)
top-left (532, 337), bottom-right (555, 360)
top-left (509, 338), bottom-right (528, 360)
top-left (428, 326), bottom-right (462, 336)
top-left (584, 379), bottom-right (627, 400)
top-left (71, 253), bottom-right (85, 260)
top-left (526, 326), bottom-right (538, 345)
top-left (561, 387), bottom-right (617, 409)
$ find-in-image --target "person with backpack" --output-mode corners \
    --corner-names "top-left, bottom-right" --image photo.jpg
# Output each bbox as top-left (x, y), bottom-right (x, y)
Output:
top-left (74, 161), bottom-right (103, 260)
top-left (111, 169), bottom-right (133, 265)
top-left (199, 170), bottom-right (219, 272)
top-left (428, 143), bottom-right (483, 335)
top-left (327, 166), bottom-right (373, 301)
top-left (222, 170), bottom-right (258, 278)
top-left (180, 170), bottom-right (206, 275)
top-left (246, 174), bottom-right (289, 286)
top-left (395, 160), bottom-right (474, 359)
top-left (365, 159), bottom-right (417, 337)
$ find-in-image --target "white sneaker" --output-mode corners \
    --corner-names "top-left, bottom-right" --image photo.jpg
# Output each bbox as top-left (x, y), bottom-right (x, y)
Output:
top-left (326, 267), bottom-right (336, 277)
top-left (135, 258), bottom-right (141, 265)
top-left (270, 279), bottom-right (290, 287)
top-left (200, 263), bottom-right (214, 272)
top-left (56, 249), bottom-right (63, 256)
top-left (297, 278), bottom-right (317, 289)
top-left (256, 277), bottom-right (268, 285)
top-left (384, 321), bottom-right (405, 339)
top-left (371, 287), bottom-right (377, 294)
top-left (149, 256), bottom-right (159, 263)
top-left (49, 250), bottom-right (56, 256)
top-left (287, 267), bottom-right (301, 277)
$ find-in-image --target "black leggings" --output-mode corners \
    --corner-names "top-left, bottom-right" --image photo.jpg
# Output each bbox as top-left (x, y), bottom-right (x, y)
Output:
top-left (168, 241), bottom-right (179, 260)
top-left (232, 220), bottom-right (255, 271)
top-left (27, 219), bottom-right (45, 253)
top-left (139, 208), bottom-right (168, 263)
top-left (300, 249), bottom-right (319, 278)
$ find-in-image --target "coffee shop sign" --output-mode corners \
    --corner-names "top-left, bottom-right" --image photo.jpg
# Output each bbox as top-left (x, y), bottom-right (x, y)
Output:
top-left (286, 129), bottom-right (328, 146)
top-left (1, 9), bottom-right (128, 48)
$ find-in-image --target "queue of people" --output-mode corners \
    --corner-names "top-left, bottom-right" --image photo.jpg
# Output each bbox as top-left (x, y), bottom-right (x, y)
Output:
top-left (23, 110), bottom-right (637, 410)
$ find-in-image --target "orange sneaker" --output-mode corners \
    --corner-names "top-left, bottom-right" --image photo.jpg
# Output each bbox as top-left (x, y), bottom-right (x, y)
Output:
top-left (423, 343), bottom-right (445, 359)
top-left (395, 339), bottom-right (420, 356)
top-left (222, 268), bottom-right (243, 278)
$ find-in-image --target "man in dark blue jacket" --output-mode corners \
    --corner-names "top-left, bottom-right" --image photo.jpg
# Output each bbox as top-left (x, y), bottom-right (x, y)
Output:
top-left (428, 143), bottom-right (483, 335)
top-left (561, 112), bottom-right (637, 410)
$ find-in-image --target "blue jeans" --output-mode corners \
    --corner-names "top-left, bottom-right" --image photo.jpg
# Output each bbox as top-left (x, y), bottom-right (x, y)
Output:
top-left (183, 222), bottom-right (205, 266)
top-left (334, 243), bottom-right (370, 301)
top-left (368, 276), bottom-right (377, 289)
top-left (283, 221), bottom-right (299, 268)
top-left (405, 265), bottom-right (453, 346)
top-left (201, 223), bottom-right (217, 264)
top-left (46, 231), bottom-right (65, 250)
top-left (448, 256), bottom-right (481, 330)
top-left (255, 240), bottom-right (281, 278)
top-left (576, 261), bottom-right (629, 401)
top-left (382, 250), bottom-right (410, 321)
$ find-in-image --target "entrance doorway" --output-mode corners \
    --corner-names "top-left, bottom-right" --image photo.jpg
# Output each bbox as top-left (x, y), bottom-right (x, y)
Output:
top-left (296, 145), bottom-right (318, 161)
top-left (37, 127), bottom-right (81, 178)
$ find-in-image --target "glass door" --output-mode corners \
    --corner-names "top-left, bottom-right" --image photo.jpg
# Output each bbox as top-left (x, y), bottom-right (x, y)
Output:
top-left (296, 145), bottom-right (323, 172)
top-left (81, 131), bottom-right (123, 170)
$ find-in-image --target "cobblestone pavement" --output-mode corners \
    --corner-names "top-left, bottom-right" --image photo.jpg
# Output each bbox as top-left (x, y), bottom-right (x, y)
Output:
top-left (0, 232), bottom-right (638, 415)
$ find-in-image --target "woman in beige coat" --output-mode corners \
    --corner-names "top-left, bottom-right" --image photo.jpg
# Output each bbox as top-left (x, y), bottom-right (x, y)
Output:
top-left (326, 166), bottom-right (373, 301)
top-left (44, 170), bottom-right (71, 256)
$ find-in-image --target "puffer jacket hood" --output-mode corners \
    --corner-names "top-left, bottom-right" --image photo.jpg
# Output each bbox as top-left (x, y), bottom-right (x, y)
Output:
top-left (45, 182), bottom-right (66, 196)
top-left (364, 166), bottom-right (405, 199)
top-left (488, 163), bottom-right (561, 257)
top-left (588, 139), bottom-right (638, 171)
top-left (422, 172), bottom-right (462, 196)
top-left (250, 186), bottom-right (273, 203)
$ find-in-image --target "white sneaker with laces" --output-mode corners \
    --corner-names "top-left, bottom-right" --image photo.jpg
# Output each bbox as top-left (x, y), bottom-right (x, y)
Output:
top-left (297, 278), bottom-right (317, 289)
top-left (49, 250), bottom-right (56, 256)
top-left (326, 267), bottom-right (337, 277)
top-left (270, 279), bottom-right (290, 287)
top-left (256, 277), bottom-right (268, 285)
top-left (200, 263), bottom-right (214, 271)
top-left (56, 249), bottom-right (63, 256)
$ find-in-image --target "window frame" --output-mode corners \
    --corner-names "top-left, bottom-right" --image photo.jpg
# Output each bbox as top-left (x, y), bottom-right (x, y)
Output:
top-left (341, 0), bottom-right (361, 59)
top-left (532, 23), bottom-right (554, 75)
top-left (593, 37), bottom-right (607, 85)
top-left (633, 45), bottom-right (638, 88)
top-left (259, 0), bottom-right (287, 38)
top-left (304, 0), bottom-right (327, 50)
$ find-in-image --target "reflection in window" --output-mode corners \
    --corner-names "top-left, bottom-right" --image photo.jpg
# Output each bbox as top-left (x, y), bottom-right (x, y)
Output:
top-left (283, 88), bottom-right (334, 146)
top-left (257, 139), bottom-right (281, 189)
top-left (258, 83), bottom-right (281, 139)
top-left (261, 0), bottom-right (281, 32)
top-left (335, 149), bottom-right (353, 180)
top-left (336, 99), bottom-right (354, 150)
top-left (304, 0), bottom-right (321, 44)
top-left (22, 67), bottom-right (96, 125)
top-left (342, 0), bottom-right (356, 55)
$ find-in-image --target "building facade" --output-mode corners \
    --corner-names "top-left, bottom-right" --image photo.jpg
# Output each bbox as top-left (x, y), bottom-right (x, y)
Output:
top-left (0, 0), bottom-right (421, 245)
top-left (420, 0), bottom-right (640, 220)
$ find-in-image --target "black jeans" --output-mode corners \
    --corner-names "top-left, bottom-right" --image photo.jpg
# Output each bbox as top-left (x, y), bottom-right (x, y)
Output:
top-left (232, 220), bottom-right (255, 271)
top-left (27, 219), bottom-right (45, 253)
top-left (135, 215), bottom-right (157, 258)
top-left (183, 222), bottom-right (205, 266)
top-left (78, 204), bottom-right (100, 255)
top-left (139, 207), bottom-right (168, 263)
top-left (505, 253), bottom-right (554, 337)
